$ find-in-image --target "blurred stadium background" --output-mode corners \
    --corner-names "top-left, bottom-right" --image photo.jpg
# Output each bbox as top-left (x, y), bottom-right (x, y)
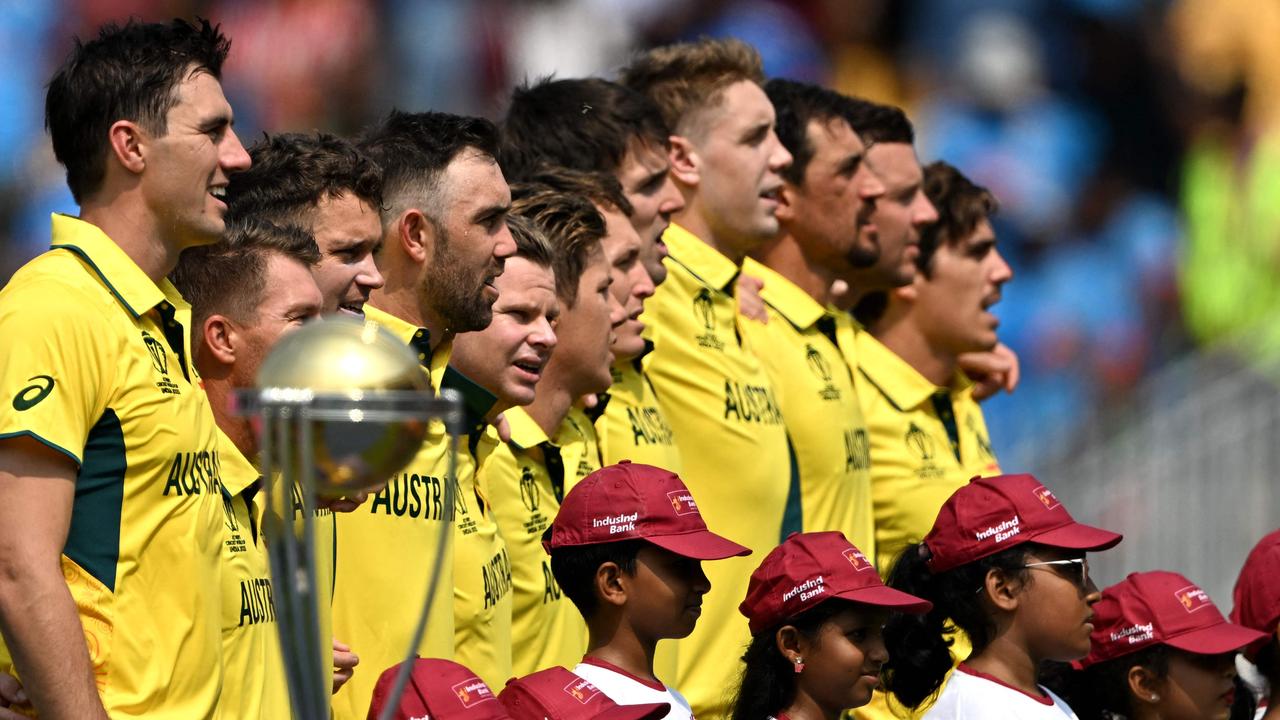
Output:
top-left (0, 0), bottom-right (1274, 604)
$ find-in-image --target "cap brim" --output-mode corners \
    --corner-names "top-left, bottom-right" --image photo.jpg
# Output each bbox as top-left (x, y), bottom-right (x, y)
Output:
top-left (1032, 522), bottom-right (1122, 553)
top-left (592, 701), bottom-right (671, 720)
top-left (648, 530), bottom-right (752, 561)
top-left (835, 585), bottom-right (933, 614)
top-left (1164, 621), bottom-right (1270, 656)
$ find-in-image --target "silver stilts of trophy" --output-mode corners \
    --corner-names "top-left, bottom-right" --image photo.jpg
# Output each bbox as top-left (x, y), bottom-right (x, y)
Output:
top-left (236, 316), bottom-right (461, 719)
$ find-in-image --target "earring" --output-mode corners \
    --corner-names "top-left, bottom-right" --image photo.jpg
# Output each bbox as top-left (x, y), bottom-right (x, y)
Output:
top-left (793, 657), bottom-right (804, 673)
top-left (1149, 694), bottom-right (1160, 702)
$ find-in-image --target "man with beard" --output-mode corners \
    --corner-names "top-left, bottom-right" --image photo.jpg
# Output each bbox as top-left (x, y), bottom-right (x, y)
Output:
top-left (620, 38), bottom-right (794, 717)
top-left (739, 79), bottom-right (887, 559)
top-left (328, 110), bottom-right (516, 720)
top-left (445, 215), bottom-right (560, 689)
top-left (478, 184), bottom-right (626, 676)
top-left (498, 78), bottom-right (684, 476)
top-left (0, 19), bottom-right (250, 718)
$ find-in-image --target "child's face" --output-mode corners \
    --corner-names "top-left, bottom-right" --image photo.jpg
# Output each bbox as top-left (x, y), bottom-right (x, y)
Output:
top-left (1146, 650), bottom-right (1239, 720)
top-left (626, 546), bottom-right (711, 641)
top-left (795, 606), bottom-right (890, 712)
top-left (1012, 548), bottom-right (1101, 662)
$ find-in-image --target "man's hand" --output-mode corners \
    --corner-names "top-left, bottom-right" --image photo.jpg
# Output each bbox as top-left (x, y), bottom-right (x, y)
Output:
top-left (737, 273), bottom-right (767, 323)
top-left (318, 490), bottom-right (373, 514)
top-left (0, 671), bottom-right (31, 719)
top-left (332, 639), bottom-right (358, 695)
top-left (958, 342), bottom-right (1020, 401)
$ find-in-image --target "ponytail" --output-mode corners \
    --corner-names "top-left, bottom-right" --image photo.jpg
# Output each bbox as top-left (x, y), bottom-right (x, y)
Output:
top-left (882, 542), bottom-right (1032, 709)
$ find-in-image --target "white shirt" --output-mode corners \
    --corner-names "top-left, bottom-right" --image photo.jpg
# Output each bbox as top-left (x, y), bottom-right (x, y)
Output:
top-left (573, 658), bottom-right (695, 720)
top-left (922, 665), bottom-right (1079, 720)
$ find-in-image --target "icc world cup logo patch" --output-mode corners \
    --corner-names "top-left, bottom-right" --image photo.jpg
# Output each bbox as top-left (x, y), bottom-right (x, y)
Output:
top-left (519, 466), bottom-right (539, 512)
top-left (693, 289), bottom-right (724, 351)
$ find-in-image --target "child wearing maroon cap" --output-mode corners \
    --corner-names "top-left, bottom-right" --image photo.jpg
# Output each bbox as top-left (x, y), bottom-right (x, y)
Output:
top-left (1232, 529), bottom-right (1280, 720)
top-left (544, 461), bottom-right (753, 719)
top-left (731, 531), bottom-right (932, 720)
top-left (881, 474), bottom-right (1123, 718)
top-left (1043, 570), bottom-right (1265, 720)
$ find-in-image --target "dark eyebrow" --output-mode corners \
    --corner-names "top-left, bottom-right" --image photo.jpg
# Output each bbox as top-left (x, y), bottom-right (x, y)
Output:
top-left (835, 152), bottom-right (864, 176)
top-left (472, 202), bottom-right (511, 224)
top-left (741, 122), bottom-right (770, 143)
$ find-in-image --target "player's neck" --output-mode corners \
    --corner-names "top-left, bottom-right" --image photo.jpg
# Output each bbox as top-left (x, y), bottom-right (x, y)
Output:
top-left (965, 636), bottom-right (1043, 698)
top-left (203, 377), bottom-right (256, 458)
top-left (672, 200), bottom-right (747, 265)
top-left (584, 617), bottom-right (659, 685)
top-left (367, 288), bottom-right (448, 352)
top-left (79, 201), bottom-right (182, 282)
top-left (781, 688), bottom-right (835, 720)
top-left (523, 371), bottom-right (575, 439)
top-left (751, 232), bottom-right (837, 306)
top-left (871, 308), bottom-right (955, 386)
top-left (1264, 682), bottom-right (1280, 720)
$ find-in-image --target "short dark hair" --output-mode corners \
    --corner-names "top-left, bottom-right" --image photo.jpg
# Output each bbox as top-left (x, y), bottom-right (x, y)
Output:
top-left (917, 161), bottom-right (998, 273)
top-left (171, 218), bottom-right (320, 330)
top-left (765, 78), bottom-right (860, 186)
top-left (506, 214), bottom-right (555, 269)
top-left (549, 539), bottom-right (645, 616)
top-left (510, 182), bottom-right (607, 305)
top-left (522, 165), bottom-right (633, 216)
top-left (843, 97), bottom-right (914, 145)
top-left (46, 18), bottom-right (231, 204)
top-left (499, 77), bottom-right (670, 182)
top-left (226, 132), bottom-right (384, 228)
top-left (620, 37), bottom-right (765, 137)
top-left (359, 109), bottom-right (500, 223)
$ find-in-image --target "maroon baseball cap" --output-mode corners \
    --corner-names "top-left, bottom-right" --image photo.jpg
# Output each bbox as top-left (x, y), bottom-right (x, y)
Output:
top-left (498, 666), bottom-right (669, 720)
top-left (923, 474), bottom-right (1122, 573)
top-left (739, 531), bottom-right (932, 635)
top-left (1231, 529), bottom-right (1280, 661)
top-left (545, 461), bottom-right (750, 561)
top-left (367, 658), bottom-right (511, 720)
top-left (1077, 571), bottom-right (1267, 668)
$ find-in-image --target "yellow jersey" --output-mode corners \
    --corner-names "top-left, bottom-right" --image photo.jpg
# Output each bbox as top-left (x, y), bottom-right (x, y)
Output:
top-left (596, 346), bottom-right (683, 476)
top-left (479, 406), bottom-right (598, 676)
top-left (852, 330), bottom-right (1001, 574)
top-left (217, 431), bottom-right (291, 719)
top-left (0, 215), bottom-right (224, 718)
top-left (641, 224), bottom-right (792, 718)
top-left (330, 305), bottom-right (457, 720)
top-left (741, 258), bottom-right (874, 554)
top-left (446, 370), bottom-right (515, 691)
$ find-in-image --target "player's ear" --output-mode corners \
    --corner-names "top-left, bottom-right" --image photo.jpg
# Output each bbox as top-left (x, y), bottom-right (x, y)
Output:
top-left (398, 208), bottom-right (432, 264)
top-left (892, 281), bottom-right (918, 303)
top-left (775, 180), bottom-right (800, 223)
top-left (596, 561), bottom-right (628, 607)
top-left (774, 624), bottom-right (809, 667)
top-left (202, 314), bottom-right (237, 366)
top-left (107, 120), bottom-right (147, 175)
top-left (667, 135), bottom-right (700, 188)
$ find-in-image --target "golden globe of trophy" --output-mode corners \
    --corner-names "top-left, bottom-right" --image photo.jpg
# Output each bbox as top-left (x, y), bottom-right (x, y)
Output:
top-left (237, 316), bottom-right (461, 719)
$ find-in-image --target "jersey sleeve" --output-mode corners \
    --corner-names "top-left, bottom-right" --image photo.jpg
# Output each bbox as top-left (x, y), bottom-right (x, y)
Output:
top-left (0, 280), bottom-right (113, 465)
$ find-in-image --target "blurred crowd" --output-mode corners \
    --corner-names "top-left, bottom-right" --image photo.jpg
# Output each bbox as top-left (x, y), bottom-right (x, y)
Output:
top-left (1, 0), bottom-right (1277, 457)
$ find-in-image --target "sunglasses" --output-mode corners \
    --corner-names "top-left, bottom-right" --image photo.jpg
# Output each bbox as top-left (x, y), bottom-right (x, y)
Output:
top-left (1022, 557), bottom-right (1090, 589)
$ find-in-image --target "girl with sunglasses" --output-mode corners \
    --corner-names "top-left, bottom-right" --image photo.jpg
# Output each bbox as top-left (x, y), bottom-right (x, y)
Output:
top-left (1043, 570), bottom-right (1264, 720)
top-left (881, 474), bottom-right (1122, 718)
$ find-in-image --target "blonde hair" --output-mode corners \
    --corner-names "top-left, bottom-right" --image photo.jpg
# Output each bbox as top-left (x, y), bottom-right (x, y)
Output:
top-left (620, 37), bottom-right (765, 137)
